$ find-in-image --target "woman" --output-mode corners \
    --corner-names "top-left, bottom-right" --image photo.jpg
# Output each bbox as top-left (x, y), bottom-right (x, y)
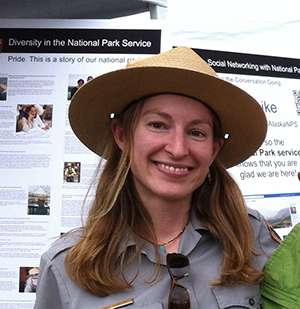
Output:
top-left (24, 268), bottom-right (39, 293)
top-left (21, 105), bottom-right (50, 132)
top-left (34, 47), bottom-right (279, 309)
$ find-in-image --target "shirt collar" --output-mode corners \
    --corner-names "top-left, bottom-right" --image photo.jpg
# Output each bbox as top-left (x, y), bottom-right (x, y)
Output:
top-left (117, 211), bottom-right (208, 260)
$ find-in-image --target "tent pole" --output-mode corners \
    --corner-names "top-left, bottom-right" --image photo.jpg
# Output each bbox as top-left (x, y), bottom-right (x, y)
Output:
top-left (149, 4), bottom-right (167, 19)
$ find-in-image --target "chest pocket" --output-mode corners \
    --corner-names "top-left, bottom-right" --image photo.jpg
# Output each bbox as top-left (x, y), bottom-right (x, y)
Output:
top-left (212, 285), bottom-right (262, 309)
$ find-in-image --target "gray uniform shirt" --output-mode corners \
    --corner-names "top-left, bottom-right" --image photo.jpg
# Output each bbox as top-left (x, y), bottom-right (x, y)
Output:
top-left (34, 208), bottom-right (279, 309)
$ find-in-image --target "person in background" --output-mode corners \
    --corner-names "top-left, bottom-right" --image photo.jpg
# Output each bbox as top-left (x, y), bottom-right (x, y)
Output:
top-left (24, 268), bottom-right (39, 293)
top-left (70, 78), bottom-right (84, 99)
top-left (64, 163), bottom-right (77, 182)
top-left (21, 105), bottom-right (50, 132)
top-left (34, 47), bottom-right (280, 309)
top-left (32, 196), bottom-right (49, 215)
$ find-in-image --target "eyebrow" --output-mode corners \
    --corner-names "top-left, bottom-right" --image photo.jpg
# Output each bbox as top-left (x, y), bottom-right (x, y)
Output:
top-left (142, 111), bottom-right (213, 126)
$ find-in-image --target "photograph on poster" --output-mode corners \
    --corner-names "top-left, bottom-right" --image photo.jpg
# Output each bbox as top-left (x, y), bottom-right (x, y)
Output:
top-left (291, 206), bottom-right (297, 214)
top-left (67, 74), bottom-right (94, 100)
top-left (27, 185), bottom-right (50, 215)
top-left (19, 267), bottom-right (39, 293)
top-left (245, 193), bottom-right (300, 234)
top-left (63, 162), bottom-right (81, 183)
top-left (293, 90), bottom-right (300, 116)
top-left (247, 196), bottom-right (292, 228)
top-left (16, 104), bottom-right (53, 134)
top-left (0, 77), bottom-right (7, 100)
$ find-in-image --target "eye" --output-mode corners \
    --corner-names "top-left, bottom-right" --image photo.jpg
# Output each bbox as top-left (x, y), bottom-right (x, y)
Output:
top-left (149, 122), bottom-right (166, 130)
top-left (189, 130), bottom-right (205, 138)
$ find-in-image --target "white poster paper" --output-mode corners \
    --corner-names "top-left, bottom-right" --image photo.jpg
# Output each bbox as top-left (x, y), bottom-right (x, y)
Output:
top-left (0, 19), bottom-right (166, 308)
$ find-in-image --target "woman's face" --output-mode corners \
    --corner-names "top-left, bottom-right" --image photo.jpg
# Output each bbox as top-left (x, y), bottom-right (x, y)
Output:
top-left (113, 94), bottom-right (223, 204)
top-left (29, 107), bottom-right (36, 117)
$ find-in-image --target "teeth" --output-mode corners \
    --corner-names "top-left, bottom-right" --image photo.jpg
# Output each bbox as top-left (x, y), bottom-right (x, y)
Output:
top-left (157, 163), bottom-right (189, 172)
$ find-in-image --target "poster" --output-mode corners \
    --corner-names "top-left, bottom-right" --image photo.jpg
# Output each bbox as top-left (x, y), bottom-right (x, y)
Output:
top-left (0, 19), bottom-right (166, 308)
top-left (192, 48), bottom-right (300, 239)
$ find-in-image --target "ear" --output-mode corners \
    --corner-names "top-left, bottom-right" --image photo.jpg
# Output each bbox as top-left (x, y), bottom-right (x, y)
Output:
top-left (111, 119), bottom-right (124, 151)
top-left (211, 138), bottom-right (224, 164)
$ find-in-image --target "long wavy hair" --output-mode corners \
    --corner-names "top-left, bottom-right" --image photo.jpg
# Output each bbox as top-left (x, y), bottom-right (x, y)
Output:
top-left (64, 95), bottom-right (264, 296)
top-left (24, 105), bottom-right (37, 120)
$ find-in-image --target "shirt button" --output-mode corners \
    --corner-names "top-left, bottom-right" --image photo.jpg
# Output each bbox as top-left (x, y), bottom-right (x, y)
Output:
top-left (249, 298), bottom-right (255, 306)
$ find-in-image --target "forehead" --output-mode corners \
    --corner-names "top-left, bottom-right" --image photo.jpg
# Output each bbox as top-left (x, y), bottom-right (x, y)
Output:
top-left (141, 94), bottom-right (214, 120)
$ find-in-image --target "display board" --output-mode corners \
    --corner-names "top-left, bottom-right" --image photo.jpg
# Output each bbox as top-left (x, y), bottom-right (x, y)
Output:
top-left (193, 47), bottom-right (300, 239)
top-left (0, 19), bottom-right (166, 308)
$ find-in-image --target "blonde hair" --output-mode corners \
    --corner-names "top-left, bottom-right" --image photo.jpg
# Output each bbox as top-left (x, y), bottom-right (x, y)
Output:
top-left (64, 96), bottom-right (264, 296)
top-left (194, 159), bottom-right (264, 285)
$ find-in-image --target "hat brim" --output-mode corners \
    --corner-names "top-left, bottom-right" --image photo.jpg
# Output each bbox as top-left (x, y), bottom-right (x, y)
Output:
top-left (69, 66), bottom-right (266, 168)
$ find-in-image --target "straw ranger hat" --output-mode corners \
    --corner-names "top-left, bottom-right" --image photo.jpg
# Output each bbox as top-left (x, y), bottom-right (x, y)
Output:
top-left (69, 46), bottom-right (266, 168)
top-left (28, 268), bottom-right (39, 276)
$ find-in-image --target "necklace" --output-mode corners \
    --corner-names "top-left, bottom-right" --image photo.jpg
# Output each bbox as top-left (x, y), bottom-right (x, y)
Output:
top-left (140, 224), bottom-right (188, 254)
top-left (158, 225), bottom-right (187, 254)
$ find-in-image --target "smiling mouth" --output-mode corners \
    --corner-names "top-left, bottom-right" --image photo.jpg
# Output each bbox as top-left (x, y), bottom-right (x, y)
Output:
top-left (156, 163), bottom-right (190, 172)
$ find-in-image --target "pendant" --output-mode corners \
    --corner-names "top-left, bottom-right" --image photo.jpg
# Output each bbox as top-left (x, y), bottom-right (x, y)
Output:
top-left (159, 245), bottom-right (166, 254)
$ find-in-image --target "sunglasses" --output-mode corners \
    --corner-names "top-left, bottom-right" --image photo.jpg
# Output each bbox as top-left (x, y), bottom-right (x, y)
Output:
top-left (167, 253), bottom-right (191, 309)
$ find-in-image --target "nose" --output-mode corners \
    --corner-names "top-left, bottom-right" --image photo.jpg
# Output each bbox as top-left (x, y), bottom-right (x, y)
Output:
top-left (165, 132), bottom-right (189, 158)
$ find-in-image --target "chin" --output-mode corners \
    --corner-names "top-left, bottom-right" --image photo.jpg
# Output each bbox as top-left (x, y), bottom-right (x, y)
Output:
top-left (157, 191), bottom-right (192, 202)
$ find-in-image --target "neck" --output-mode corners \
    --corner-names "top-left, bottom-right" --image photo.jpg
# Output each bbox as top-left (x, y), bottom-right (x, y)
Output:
top-left (139, 195), bottom-right (191, 250)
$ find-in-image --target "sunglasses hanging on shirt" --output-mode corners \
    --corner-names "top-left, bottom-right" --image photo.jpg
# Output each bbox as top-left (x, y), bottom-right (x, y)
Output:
top-left (167, 253), bottom-right (191, 309)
